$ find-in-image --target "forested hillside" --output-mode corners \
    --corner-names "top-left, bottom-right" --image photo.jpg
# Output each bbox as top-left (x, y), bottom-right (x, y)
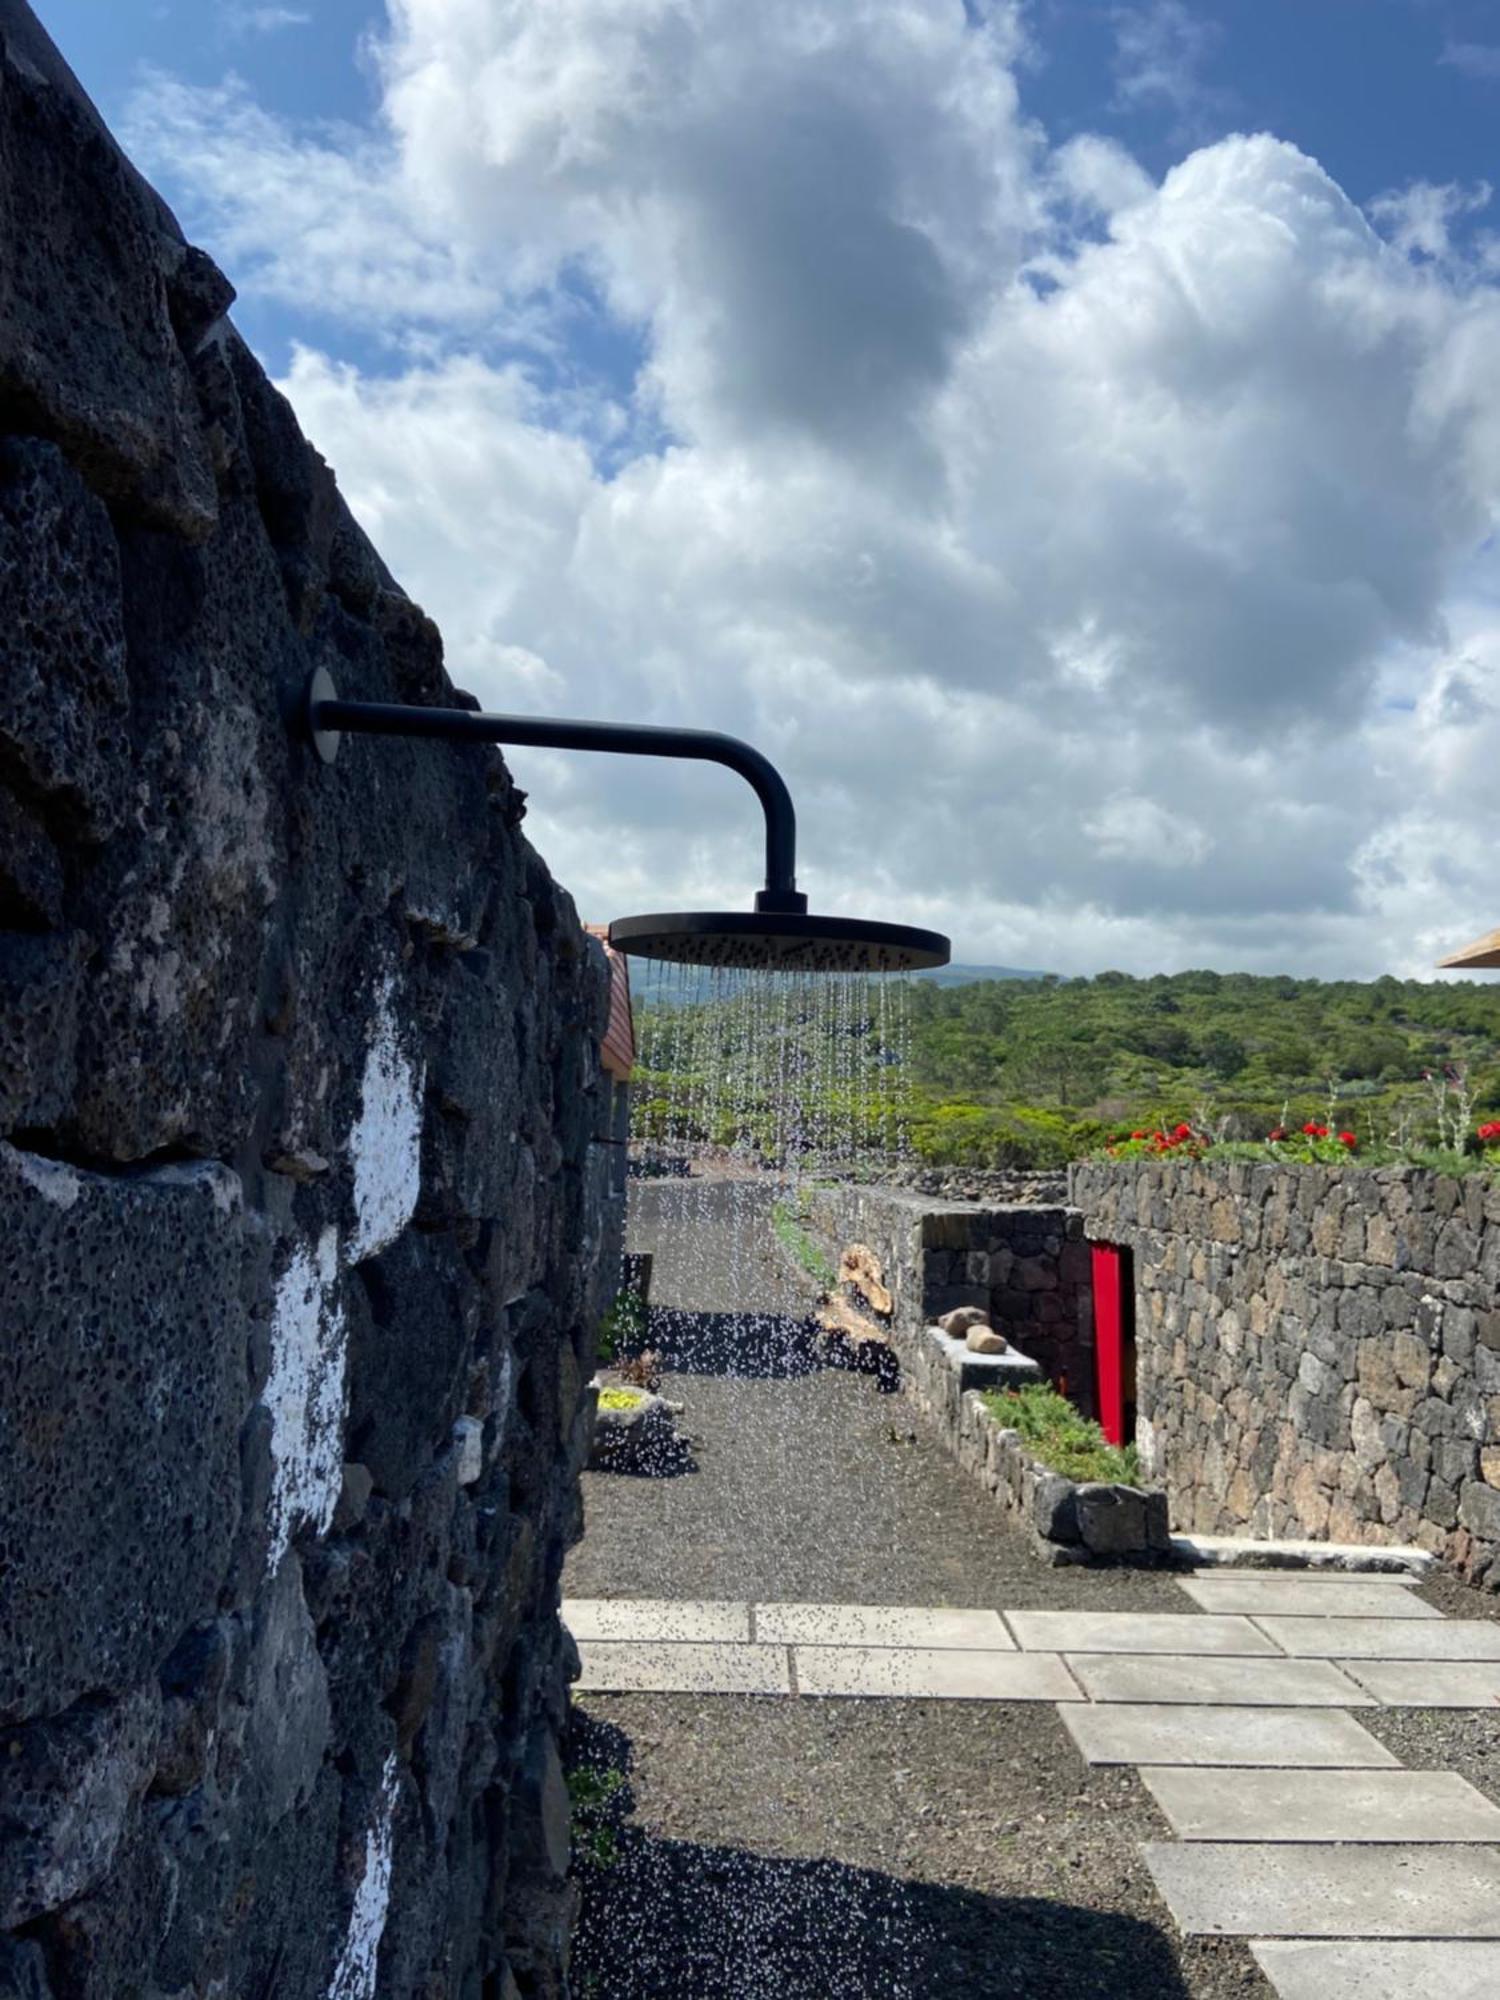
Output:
top-left (906, 971), bottom-right (1500, 1168)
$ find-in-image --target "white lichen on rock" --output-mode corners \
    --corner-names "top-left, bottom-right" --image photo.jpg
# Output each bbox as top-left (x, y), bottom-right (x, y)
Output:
top-left (328, 1752), bottom-right (400, 2000)
top-left (265, 1227), bottom-right (347, 1568)
top-left (348, 977), bottom-right (425, 1262)
top-left (3, 1141), bottom-right (81, 1210)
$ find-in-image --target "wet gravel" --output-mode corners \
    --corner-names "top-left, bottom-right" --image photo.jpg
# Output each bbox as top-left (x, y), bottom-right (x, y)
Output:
top-left (568, 1696), bottom-right (1266, 1999)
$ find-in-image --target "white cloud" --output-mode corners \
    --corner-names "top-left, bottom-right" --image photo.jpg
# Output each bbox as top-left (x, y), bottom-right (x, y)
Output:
top-left (1440, 40), bottom-right (1500, 82)
top-left (1111, 0), bottom-right (1223, 123)
top-left (121, 2), bottom-right (1500, 978)
top-left (228, 6), bottom-right (313, 36)
top-left (1369, 179), bottom-right (1492, 263)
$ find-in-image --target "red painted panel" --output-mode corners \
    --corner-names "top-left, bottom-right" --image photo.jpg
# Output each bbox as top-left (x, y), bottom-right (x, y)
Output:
top-left (1093, 1243), bottom-right (1126, 1447)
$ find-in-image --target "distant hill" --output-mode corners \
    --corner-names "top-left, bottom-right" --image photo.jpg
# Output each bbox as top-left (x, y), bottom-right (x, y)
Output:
top-left (915, 962), bottom-right (1049, 987)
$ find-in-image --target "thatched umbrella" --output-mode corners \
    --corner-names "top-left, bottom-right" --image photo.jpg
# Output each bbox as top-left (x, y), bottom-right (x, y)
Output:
top-left (1439, 927), bottom-right (1500, 970)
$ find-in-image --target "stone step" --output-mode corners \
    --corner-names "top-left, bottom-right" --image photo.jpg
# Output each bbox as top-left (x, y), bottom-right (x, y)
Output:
top-left (1058, 1703), bottom-right (1399, 1768)
top-left (1251, 1940), bottom-right (1500, 1999)
top-left (1178, 1577), bottom-right (1437, 1619)
top-left (794, 1646), bottom-right (1081, 1701)
top-left (1066, 1653), bottom-right (1373, 1707)
top-left (1008, 1610), bottom-right (1280, 1656)
top-left (755, 1604), bottom-right (1011, 1649)
top-left (575, 1640), bottom-right (790, 1695)
top-left (1143, 1841), bottom-right (1500, 1938)
top-left (1260, 1618), bottom-right (1500, 1661)
top-left (1171, 1535), bottom-right (1435, 1576)
top-left (564, 1598), bottom-right (749, 1642)
top-left (1342, 1660), bottom-right (1500, 1707)
top-left (1141, 1766), bottom-right (1500, 1843)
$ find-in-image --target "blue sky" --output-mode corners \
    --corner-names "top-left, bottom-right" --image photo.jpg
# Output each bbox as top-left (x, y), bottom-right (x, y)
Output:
top-left (29, 0), bottom-right (1500, 977)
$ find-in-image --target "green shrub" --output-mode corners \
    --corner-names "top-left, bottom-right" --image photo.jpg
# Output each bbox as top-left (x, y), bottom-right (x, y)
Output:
top-left (982, 1382), bottom-right (1141, 1485)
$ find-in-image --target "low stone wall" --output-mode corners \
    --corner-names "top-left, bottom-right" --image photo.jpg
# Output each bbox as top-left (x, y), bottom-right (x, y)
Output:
top-left (1073, 1159), bottom-right (1500, 1588)
top-left (908, 1329), bottom-right (1167, 1563)
top-left (0, 11), bottom-right (621, 1994)
top-left (800, 1182), bottom-right (1095, 1401)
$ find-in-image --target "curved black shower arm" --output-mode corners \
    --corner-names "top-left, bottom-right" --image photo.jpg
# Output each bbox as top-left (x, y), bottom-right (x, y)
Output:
top-left (302, 668), bottom-right (807, 915)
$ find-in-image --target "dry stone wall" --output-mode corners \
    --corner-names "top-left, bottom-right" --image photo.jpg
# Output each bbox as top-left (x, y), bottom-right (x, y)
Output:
top-left (0, 9), bottom-right (621, 1995)
top-left (801, 1183), bottom-right (1095, 1399)
top-left (1073, 1159), bottom-right (1500, 1588)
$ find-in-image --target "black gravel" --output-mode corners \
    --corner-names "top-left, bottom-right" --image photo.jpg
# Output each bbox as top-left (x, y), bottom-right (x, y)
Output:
top-left (565, 1179), bottom-right (1493, 2000)
top-left (567, 1181), bottom-right (1186, 1612)
top-left (568, 1697), bottom-right (1265, 1999)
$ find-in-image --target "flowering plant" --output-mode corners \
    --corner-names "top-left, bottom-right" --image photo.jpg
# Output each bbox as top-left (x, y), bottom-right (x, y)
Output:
top-left (1479, 1122), bottom-right (1500, 1146)
top-left (1104, 1120), bottom-right (1206, 1159)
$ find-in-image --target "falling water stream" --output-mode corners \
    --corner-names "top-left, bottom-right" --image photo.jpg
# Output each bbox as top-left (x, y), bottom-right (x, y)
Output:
top-left (568, 964), bottom-right (966, 1997)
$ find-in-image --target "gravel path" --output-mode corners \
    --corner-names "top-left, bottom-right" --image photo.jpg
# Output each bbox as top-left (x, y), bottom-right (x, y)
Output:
top-left (566, 1179), bottom-right (1495, 1999)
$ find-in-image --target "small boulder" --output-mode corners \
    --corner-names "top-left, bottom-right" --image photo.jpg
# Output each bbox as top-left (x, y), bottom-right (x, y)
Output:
top-left (937, 1307), bottom-right (989, 1337)
top-left (965, 1325), bottom-right (1008, 1354)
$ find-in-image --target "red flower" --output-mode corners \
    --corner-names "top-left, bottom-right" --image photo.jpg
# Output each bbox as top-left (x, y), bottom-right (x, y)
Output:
top-left (1479, 1122), bottom-right (1500, 1143)
top-left (1338, 1131), bottom-right (1357, 1148)
top-left (1267, 1128), bottom-right (1288, 1142)
top-left (1302, 1122), bottom-right (1328, 1138)
top-left (1131, 1129), bottom-right (1149, 1140)
top-left (1173, 1122), bottom-right (1194, 1140)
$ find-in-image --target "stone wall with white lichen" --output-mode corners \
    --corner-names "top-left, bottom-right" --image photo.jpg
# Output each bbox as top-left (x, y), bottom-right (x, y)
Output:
top-left (0, 7), bottom-right (622, 1995)
top-left (1073, 1159), bottom-right (1500, 1588)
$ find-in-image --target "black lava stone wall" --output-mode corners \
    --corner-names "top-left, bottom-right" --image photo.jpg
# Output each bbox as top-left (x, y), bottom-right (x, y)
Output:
top-left (0, 8), bottom-right (620, 1995)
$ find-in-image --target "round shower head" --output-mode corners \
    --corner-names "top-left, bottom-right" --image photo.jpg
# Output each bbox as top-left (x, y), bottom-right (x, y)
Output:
top-left (608, 910), bottom-right (951, 973)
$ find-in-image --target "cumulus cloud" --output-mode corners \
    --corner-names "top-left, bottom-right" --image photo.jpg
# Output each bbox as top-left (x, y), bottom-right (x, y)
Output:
top-left (122, 1), bottom-right (1500, 977)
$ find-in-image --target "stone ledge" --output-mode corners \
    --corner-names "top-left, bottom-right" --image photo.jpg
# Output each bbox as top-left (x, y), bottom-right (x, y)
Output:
top-left (1170, 1533), bottom-right (1437, 1576)
top-left (925, 1323), bottom-right (1043, 1393)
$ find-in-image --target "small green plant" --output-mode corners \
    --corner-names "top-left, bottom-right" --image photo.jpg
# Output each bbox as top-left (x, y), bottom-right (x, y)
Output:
top-left (567, 1766), bottom-right (626, 1870)
top-left (982, 1382), bottom-right (1141, 1485)
top-left (596, 1386), bottom-right (646, 1412)
top-left (771, 1198), bottom-right (837, 1289)
top-left (597, 1284), bottom-right (648, 1363)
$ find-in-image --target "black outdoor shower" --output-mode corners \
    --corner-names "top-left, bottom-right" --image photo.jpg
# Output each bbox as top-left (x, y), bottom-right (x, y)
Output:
top-left (300, 669), bottom-right (951, 973)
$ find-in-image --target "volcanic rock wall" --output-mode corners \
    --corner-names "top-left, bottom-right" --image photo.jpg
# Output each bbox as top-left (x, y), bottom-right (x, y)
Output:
top-left (0, 8), bottom-right (620, 1995)
top-left (1074, 1159), bottom-right (1500, 1587)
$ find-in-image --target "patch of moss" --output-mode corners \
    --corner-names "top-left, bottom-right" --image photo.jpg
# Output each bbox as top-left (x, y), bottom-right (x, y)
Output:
top-left (597, 1386), bottom-right (647, 1412)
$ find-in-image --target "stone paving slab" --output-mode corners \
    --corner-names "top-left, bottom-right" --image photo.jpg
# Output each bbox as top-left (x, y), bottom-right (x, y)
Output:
top-left (1140, 1766), bottom-right (1500, 1843)
top-left (1343, 1660), bottom-right (1500, 1707)
top-left (1259, 1617), bottom-right (1500, 1660)
top-left (1142, 1841), bottom-right (1500, 1937)
top-left (564, 1599), bottom-right (750, 1642)
top-left (576, 1640), bottom-right (790, 1694)
top-left (1058, 1703), bottom-right (1400, 1768)
top-left (1066, 1654), bottom-right (1373, 1707)
top-left (1251, 1940), bottom-right (1500, 1999)
top-left (1008, 1610), bottom-right (1280, 1656)
top-left (1179, 1577), bottom-right (1437, 1619)
top-left (794, 1646), bottom-right (1082, 1701)
top-left (754, 1604), bottom-right (1012, 1648)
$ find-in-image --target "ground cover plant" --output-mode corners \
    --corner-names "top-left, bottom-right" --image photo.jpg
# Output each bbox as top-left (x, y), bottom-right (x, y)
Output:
top-left (981, 1383), bottom-right (1141, 1485)
top-left (771, 1196), bottom-right (837, 1288)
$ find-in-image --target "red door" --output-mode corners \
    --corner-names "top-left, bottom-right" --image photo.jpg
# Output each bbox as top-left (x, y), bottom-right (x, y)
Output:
top-left (1092, 1243), bottom-right (1127, 1447)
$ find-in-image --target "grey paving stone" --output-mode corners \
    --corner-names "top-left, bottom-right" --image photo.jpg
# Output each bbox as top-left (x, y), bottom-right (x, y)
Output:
top-left (1066, 1654), bottom-right (1373, 1707)
top-left (1178, 1577), bottom-right (1437, 1619)
top-left (1143, 1841), bottom-right (1500, 1937)
top-left (1260, 1617), bottom-right (1500, 1660)
top-left (1008, 1610), bottom-right (1280, 1656)
top-left (754, 1604), bottom-right (1012, 1649)
top-left (1343, 1659), bottom-right (1500, 1707)
top-left (793, 1646), bottom-right (1082, 1701)
top-left (563, 1598), bottom-right (751, 1642)
top-left (1141, 1766), bottom-right (1500, 1843)
top-left (1057, 1703), bottom-right (1399, 1768)
top-left (1251, 1940), bottom-right (1500, 2000)
top-left (575, 1640), bottom-right (790, 1694)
